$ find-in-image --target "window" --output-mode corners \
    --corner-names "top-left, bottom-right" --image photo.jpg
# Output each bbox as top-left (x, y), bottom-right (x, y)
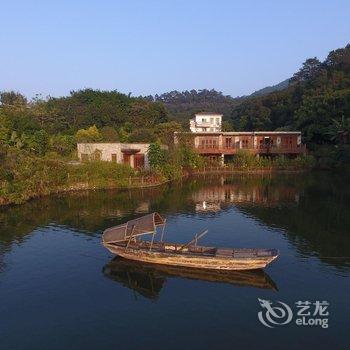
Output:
top-left (200, 137), bottom-right (219, 149)
top-left (111, 154), bottom-right (117, 162)
top-left (81, 153), bottom-right (89, 161)
top-left (202, 118), bottom-right (206, 123)
top-left (93, 150), bottom-right (101, 161)
top-left (210, 117), bottom-right (214, 124)
top-left (216, 118), bottom-right (220, 125)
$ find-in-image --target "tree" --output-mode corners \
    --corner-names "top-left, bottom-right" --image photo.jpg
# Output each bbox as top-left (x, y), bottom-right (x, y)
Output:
top-left (9, 131), bottom-right (23, 149)
top-left (75, 125), bottom-right (103, 142)
top-left (327, 116), bottom-right (350, 144)
top-left (148, 142), bottom-right (166, 170)
top-left (30, 94), bottom-right (56, 128)
top-left (0, 115), bottom-right (10, 144)
top-left (291, 58), bottom-right (322, 83)
top-left (100, 126), bottom-right (119, 141)
top-left (177, 144), bottom-right (203, 169)
top-left (154, 121), bottom-right (182, 145)
top-left (49, 134), bottom-right (76, 155)
top-left (129, 129), bottom-right (156, 143)
top-left (324, 44), bottom-right (350, 71)
top-left (222, 120), bottom-right (234, 131)
top-left (21, 130), bottom-right (49, 155)
top-left (0, 91), bottom-right (27, 106)
top-left (129, 100), bottom-right (168, 128)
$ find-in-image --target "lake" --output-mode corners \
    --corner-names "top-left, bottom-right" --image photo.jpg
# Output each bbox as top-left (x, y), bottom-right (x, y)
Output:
top-left (0, 172), bottom-right (349, 350)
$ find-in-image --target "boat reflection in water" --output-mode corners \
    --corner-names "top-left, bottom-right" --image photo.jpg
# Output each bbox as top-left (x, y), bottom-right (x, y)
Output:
top-left (102, 257), bottom-right (278, 300)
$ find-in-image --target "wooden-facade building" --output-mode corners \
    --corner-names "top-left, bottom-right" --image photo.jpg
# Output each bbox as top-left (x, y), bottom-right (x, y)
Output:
top-left (174, 131), bottom-right (306, 163)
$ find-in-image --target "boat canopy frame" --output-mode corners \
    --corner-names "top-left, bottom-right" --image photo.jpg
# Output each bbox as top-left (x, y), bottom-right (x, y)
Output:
top-left (102, 212), bottom-right (166, 245)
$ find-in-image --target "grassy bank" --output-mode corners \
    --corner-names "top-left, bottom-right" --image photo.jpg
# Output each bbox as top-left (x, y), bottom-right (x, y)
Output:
top-left (0, 150), bottom-right (165, 206)
top-left (0, 146), bottom-right (316, 206)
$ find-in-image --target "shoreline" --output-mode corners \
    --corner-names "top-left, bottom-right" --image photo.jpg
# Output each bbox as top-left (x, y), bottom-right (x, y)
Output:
top-left (0, 167), bottom-right (310, 207)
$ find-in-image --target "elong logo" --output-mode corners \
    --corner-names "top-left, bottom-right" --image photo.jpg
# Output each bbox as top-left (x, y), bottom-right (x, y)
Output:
top-left (258, 299), bottom-right (293, 328)
top-left (257, 299), bottom-right (329, 329)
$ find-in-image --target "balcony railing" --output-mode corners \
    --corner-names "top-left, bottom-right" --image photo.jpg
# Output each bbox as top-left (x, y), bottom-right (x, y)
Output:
top-left (195, 144), bottom-right (306, 154)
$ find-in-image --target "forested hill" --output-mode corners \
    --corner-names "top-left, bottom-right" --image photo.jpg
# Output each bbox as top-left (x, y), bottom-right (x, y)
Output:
top-left (145, 81), bottom-right (291, 126)
top-left (146, 89), bottom-right (241, 126)
top-left (229, 44), bottom-right (350, 145)
top-left (249, 78), bottom-right (290, 98)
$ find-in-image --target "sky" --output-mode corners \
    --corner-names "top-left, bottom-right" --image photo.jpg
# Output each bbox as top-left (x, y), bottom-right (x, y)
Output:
top-left (1, 0), bottom-right (350, 99)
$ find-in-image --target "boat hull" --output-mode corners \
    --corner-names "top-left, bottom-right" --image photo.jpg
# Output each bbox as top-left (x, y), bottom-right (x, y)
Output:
top-left (104, 244), bottom-right (278, 271)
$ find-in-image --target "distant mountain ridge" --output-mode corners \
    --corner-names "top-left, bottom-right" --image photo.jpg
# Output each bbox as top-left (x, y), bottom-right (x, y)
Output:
top-left (147, 78), bottom-right (291, 124)
top-left (248, 78), bottom-right (290, 97)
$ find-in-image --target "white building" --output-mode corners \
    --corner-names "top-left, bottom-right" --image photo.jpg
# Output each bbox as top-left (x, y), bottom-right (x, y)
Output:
top-left (77, 143), bottom-right (155, 169)
top-left (189, 112), bottom-right (223, 132)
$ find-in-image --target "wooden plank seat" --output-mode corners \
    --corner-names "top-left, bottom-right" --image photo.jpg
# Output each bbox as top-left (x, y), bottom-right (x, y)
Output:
top-left (233, 249), bottom-right (258, 258)
top-left (216, 248), bottom-right (234, 257)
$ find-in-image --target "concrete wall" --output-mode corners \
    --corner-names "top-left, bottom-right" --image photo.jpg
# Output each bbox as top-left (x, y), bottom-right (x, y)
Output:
top-left (189, 113), bottom-right (223, 132)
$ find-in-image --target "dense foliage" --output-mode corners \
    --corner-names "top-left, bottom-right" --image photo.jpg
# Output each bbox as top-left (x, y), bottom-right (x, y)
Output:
top-left (148, 89), bottom-right (240, 128)
top-left (229, 45), bottom-right (350, 149)
top-left (0, 89), bottom-right (178, 157)
top-left (227, 44), bottom-right (350, 167)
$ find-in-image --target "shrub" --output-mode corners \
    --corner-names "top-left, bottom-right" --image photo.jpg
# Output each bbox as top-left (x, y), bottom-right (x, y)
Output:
top-left (68, 161), bottom-right (136, 187)
top-left (233, 150), bottom-right (259, 168)
top-left (75, 125), bottom-right (102, 143)
top-left (148, 142), bottom-right (167, 170)
top-left (291, 155), bottom-right (316, 168)
top-left (49, 134), bottom-right (76, 156)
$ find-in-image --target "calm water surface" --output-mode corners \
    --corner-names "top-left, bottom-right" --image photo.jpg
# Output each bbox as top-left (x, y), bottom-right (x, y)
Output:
top-left (0, 173), bottom-right (349, 350)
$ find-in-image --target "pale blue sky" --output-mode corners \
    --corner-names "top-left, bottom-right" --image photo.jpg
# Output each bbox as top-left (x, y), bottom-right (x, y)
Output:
top-left (1, 0), bottom-right (349, 99)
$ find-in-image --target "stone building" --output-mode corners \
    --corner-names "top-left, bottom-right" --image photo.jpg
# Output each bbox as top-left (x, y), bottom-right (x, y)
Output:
top-left (77, 143), bottom-right (154, 169)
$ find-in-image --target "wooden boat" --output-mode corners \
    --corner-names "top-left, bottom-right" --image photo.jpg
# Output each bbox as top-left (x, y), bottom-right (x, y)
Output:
top-left (102, 212), bottom-right (279, 271)
top-left (103, 257), bottom-right (278, 299)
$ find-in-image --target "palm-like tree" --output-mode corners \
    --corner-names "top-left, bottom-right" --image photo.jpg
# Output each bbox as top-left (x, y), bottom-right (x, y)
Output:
top-left (328, 115), bottom-right (350, 144)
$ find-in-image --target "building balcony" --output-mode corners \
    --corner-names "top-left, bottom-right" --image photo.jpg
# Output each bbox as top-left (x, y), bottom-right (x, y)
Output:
top-left (195, 144), bottom-right (306, 155)
top-left (194, 123), bottom-right (220, 128)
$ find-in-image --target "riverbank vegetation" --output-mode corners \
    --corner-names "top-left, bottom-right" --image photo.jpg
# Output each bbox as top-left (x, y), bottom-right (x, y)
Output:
top-left (147, 143), bottom-right (315, 177)
top-left (0, 139), bottom-right (314, 206)
top-left (0, 148), bottom-right (164, 206)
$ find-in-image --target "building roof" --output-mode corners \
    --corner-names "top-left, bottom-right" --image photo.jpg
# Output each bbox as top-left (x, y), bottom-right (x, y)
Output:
top-left (174, 131), bottom-right (302, 136)
top-left (194, 112), bottom-right (223, 116)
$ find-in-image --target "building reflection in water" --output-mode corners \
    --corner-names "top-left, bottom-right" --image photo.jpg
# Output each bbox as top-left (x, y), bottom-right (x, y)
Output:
top-left (100, 201), bottom-right (150, 219)
top-left (193, 176), bottom-right (300, 212)
top-left (102, 257), bottom-right (278, 300)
